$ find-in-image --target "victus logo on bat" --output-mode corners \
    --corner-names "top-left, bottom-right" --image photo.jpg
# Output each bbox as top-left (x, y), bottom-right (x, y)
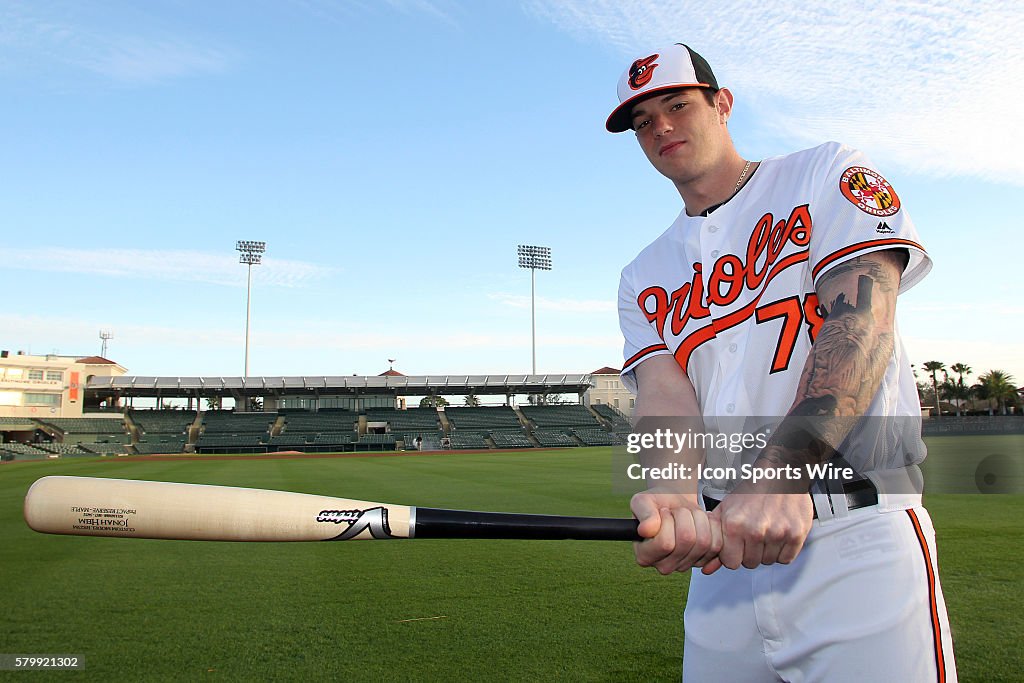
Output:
top-left (317, 507), bottom-right (394, 540)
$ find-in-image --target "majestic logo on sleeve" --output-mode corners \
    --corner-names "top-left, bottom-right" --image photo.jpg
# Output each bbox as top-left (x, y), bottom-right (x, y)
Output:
top-left (628, 54), bottom-right (659, 90)
top-left (318, 507), bottom-right (394, 540)
top-left (840, 166), bottom-right (901, 217)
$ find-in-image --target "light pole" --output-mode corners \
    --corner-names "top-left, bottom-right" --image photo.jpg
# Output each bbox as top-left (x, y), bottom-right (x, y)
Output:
top-left (236, 240), bottom-right (266, 378)
top-left (517, 244), bottom-right (552, 375)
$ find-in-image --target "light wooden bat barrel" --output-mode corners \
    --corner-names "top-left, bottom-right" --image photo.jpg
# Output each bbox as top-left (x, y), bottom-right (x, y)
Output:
top-left (24, 476), bottom-right (642, 542)
top-left (24, 476), bottom-right (412, 541)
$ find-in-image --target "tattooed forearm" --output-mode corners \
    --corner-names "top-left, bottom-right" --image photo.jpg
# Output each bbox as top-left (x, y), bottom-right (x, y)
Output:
top-left (814, 255), bottom-right (901, 297)
top-left (759, 251), bottom-right (905, 469)
top-left (797, 273), bottom-right (895, 419)
top-left (797, 252), bottom-right (902, 413)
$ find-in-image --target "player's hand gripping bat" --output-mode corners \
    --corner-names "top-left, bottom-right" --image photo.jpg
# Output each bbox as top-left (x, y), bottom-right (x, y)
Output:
top-left (24, 476), bottom-right (641, 542)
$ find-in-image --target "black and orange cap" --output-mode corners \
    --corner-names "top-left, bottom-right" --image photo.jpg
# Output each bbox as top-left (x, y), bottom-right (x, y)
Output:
top-left (606, 44), bottom-right (719, 133)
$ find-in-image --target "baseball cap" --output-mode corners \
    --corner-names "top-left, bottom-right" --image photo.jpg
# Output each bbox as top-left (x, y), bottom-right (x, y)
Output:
top-left (605, 43), bottom-right (719, 133)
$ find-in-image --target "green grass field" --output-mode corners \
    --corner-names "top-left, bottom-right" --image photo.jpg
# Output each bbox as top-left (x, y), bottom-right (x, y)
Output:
top-left (1, 440), bottom-right (1022, 681)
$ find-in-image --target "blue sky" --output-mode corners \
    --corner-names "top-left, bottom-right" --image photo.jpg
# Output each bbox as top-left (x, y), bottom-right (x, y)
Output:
top-left (2, 0), bottom-right (1022, 389)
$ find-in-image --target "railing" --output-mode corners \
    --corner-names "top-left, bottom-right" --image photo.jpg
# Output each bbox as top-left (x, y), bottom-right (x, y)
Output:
top-left (922, 415), bottom-right (1024, 435)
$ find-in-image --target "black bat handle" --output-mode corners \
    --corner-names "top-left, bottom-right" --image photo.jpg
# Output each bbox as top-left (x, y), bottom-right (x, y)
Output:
top-left (412, 507), bottom-right (641, 541)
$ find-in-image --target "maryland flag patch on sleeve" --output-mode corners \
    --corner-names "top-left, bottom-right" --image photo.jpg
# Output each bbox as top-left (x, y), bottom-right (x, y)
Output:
top-left (840, 166), bottom-right (901, 217)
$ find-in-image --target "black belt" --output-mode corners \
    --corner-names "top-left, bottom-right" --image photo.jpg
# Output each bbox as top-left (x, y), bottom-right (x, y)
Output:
top-left (703, 478), bottom-right (878, 519)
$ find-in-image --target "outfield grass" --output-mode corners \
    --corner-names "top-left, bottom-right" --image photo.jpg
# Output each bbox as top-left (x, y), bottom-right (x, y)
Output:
top-left (1, 442), bottom-right (1022, 681)
top-left (920, 434), bottom-right (1024, 494)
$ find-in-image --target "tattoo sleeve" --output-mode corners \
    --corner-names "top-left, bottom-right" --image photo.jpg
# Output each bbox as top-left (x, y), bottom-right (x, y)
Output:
top-left (759, 250), bottom-right (905, 472)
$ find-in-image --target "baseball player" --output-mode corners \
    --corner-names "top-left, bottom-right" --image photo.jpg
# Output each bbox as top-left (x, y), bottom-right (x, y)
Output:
top-left (609, 44), bottom-right (957, 681)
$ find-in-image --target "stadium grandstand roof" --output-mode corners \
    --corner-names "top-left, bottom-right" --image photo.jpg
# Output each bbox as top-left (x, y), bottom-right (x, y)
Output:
top-left (87, 374), bottom-right (595, 399)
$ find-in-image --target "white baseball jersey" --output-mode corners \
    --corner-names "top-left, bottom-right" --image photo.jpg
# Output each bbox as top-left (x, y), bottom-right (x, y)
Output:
top-left (618, 141), bottom-right (957, 682)
top-left (618, 142), bottom-right (930, 475)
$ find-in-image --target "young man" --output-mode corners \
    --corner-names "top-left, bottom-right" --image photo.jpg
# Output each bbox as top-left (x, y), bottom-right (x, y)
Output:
top-left (609, 44), bottom-right (957, 681)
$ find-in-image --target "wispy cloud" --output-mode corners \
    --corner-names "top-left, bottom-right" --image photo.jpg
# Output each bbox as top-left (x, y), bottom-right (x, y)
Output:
top-left (0, 247), bottom-right (332, 288)
top-left (383, 0), bottom-right (459, 25)
top-left (0, 4), bottom-right (232, 83)
top-left (490, 293), bottom-right (616, 313)
top-left (287, 0), bottom-right (459, 29)
top-left (78, 37), bottom-right (229, 83)
top-left (0, 314), bottom-right (239, 354)
top-left (526, 0), bottom-right (1024, 184)
top-left (0, 314), bottom-right (620, 357)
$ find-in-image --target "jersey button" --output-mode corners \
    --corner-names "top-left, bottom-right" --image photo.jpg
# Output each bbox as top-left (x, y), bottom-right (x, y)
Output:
top-left (728, 343), bottom-right (737, 353)
top-left (726, 403), bottom-right (736, 413)
top-left (708, 225), bottom-right (719, 233)
top-left (711, 250), bottom-right (720, 258)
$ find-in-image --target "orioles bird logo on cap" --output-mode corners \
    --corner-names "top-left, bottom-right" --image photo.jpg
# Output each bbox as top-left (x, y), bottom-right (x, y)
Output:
top-left (628, 54), bottom-right (659, 90)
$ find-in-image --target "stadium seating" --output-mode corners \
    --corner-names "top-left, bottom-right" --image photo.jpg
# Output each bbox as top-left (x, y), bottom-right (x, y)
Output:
top-left (489, 431), bottom-right (533, 449)
top-left (78, 443), bottom-right (132, 455)
top-left (134, 438), bottom-right (187, 454)
top-left (25, 417), bottom-right (134, 453)
top-left (92, 433), bottom-right (132, 444)
top-left (571, 428), bottom-right (625, 446)
top-left (447, 432), bottom-right (490, 449)
top-left (266, 434), bottom-right (311, 450)
top-left (129, 410), bottom-right (196, 436)
top-left (197, 433), bottom-right (267, 447)
top-left (591, 404), bottom-right (632, 433)
top-left (309, 433), bottom-right (355, 446)
top-left (0, 442), bottom-right (53, 459)
top-left (36, 443), bottom-right (92, 456)
top-left (531, 430), bottom-right (578, 448)
top-left (364, 408), bottom-right (440, 433)
top-left (0, 417), bottom-right (38, 428)
top-left (279, 410), bottom-right (357, 433)
top-left (269, 410), bottom-right (359, 452)
top-left (200, 411), bottom-right (275, 434)
top-left (38, 418), bottom-right (128, 433)
top-left (0, 405), bottom-right (629, 455)
top-left (520, 405), bottom-right (603, 429)
top-left (191, 411), bottom-right (274, 452)
top-left (445, 407), bottom-right (523, 431)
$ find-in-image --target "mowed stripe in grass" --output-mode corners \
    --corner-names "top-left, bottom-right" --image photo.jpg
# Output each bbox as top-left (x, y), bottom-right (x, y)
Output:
top-left (1, 450), bottom-right (683, 681)
top-left (2, 440), bottom-right (1023, 681)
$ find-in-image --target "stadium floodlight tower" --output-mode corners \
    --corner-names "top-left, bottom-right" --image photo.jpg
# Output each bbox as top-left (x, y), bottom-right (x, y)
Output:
top-left (236, 240), bottom-right (266, 378)
top-left (517, 245), bottom-right (552, 375)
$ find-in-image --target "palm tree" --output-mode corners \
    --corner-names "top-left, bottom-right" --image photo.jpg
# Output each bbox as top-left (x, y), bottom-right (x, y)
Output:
top-left (922, 361), bottom-right (946, 416)
top-left (974, 370), bottom-right (1017, 415)
top-left (950, 363), bottom-right (972, 386)
top-left (420, 395), bottom-right (449, 408)
top-left (945, 363), bottom-right (972, 416)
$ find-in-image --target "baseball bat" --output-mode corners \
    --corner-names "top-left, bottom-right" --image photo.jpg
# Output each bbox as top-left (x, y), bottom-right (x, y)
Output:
top-left (24, 476), bottom-right (641, 542)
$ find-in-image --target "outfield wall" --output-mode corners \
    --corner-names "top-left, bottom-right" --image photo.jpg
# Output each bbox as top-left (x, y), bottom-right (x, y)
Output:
top-left (922, 415), bottom-right (1024, 435)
